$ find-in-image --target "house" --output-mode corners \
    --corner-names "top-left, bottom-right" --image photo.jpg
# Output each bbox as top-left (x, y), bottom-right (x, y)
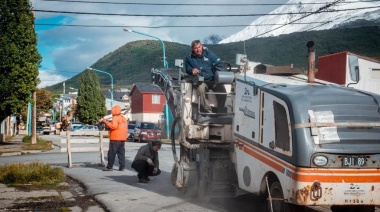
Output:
top-left (129, 82), bottom-right (166, 123)
top-left (316, 51), bottom-right (380, 94)
top-left (58, 93), bottom-right (77, 119)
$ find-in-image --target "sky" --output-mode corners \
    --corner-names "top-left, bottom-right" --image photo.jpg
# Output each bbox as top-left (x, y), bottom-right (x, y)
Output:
top-left (32, 0), bottom-right (287, 88)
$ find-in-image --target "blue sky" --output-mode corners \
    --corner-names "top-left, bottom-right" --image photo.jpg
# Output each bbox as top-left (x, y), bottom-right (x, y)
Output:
top-left (32, 0), bottom-right (285, 88)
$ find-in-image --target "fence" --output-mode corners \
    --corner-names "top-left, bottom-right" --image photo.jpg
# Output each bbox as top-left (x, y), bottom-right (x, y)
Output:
top-left (60, 131), bottom-right (109, 168)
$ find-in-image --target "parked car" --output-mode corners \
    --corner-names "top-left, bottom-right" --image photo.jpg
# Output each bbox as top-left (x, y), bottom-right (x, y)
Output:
top-left (70, 125), bottom-right (84, 131)
top-left (127, 124), bottom-right (136, 141)
top-left (36, 126), bottom-right (44, 134)
top-left (73, 125), bottom-right (98, 132)
top-left (69, 122), bottom-right (83, 130)
top-left (133, 122), bottom-right (161, 142)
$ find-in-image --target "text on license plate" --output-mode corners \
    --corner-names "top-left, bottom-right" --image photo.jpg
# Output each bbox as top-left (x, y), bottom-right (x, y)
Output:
top-left (342, 156), bottom-right (366, 167)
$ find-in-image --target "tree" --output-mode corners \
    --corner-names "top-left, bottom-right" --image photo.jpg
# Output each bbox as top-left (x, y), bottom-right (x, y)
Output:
top-left (36, 89), bottom-right (53, 115)
top-left (0, 0), bottom-right (41, 121)
top-left (76, 70), bottom-right (106, 124)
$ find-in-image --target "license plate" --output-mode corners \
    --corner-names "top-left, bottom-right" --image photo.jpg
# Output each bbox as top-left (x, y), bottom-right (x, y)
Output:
top-left (342, 156), bottom-right (366, 167)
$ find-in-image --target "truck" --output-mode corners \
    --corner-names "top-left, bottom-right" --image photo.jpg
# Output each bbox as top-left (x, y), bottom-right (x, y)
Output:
top-left (151, 46), bottom-right (380, 212)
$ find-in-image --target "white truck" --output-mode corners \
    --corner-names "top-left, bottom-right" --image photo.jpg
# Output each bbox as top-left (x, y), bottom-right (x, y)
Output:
top-left (151, 48), bottom-right (380, 212)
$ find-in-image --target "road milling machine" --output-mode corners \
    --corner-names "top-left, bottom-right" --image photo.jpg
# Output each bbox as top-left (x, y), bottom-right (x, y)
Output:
top-left (151, 50), bottom-right (380, 212)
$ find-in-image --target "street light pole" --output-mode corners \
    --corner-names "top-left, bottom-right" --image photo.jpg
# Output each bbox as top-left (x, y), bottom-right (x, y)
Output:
top-left (123, 28), bottom-right (170, 138)
top-left (123, 28), bottom-right (168, 69)
top-left (87, 67), bottom-right (114, 108)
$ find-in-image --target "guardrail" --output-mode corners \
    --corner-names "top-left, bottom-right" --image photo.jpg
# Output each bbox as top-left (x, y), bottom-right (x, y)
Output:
top-left (60, 131), bottom-right (109, 168)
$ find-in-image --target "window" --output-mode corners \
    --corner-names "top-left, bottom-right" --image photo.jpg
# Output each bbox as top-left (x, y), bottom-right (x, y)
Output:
top-left (372, 69), bottom-right (380, 79)
top-left (152, 94), bottom-right (160, 104)
top-left (273, 101), bottom-right (290, 151)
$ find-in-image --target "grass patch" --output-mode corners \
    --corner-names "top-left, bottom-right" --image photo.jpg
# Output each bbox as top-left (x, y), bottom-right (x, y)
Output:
top-left (22, 136), bottom-right (53, 151)
top-left (0, 161), bottom-right (65, 186)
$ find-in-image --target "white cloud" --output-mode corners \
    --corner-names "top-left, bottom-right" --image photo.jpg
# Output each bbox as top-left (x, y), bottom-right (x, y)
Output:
top-left (33, 0), bottom-right (285, 86)
top-left (38, 69), bottom-right (68, 88)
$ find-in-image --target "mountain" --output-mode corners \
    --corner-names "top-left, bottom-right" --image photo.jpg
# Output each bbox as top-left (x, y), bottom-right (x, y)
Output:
top-left (220, 0), bottom-right (380, 43)
top-left (45, 26), bottom-right (380, 94)
top-left (46, 41), bottom-right (190, 93)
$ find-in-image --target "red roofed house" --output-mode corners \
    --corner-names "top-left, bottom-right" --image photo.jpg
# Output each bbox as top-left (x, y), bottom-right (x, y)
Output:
top-left (129, 82), bottom-right (166, 123)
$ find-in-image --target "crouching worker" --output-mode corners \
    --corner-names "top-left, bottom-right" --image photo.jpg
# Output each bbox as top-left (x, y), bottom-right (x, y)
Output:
top-left (131, 141), bottom-right (162, 183)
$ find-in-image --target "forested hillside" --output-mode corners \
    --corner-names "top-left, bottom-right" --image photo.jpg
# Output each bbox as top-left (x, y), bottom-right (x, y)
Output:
top-left (46, 26), bottom-right (380, 93)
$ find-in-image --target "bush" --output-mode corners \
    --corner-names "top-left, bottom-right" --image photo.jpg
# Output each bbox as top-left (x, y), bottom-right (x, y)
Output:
top-left (0, 161), bottom-right (65, 186)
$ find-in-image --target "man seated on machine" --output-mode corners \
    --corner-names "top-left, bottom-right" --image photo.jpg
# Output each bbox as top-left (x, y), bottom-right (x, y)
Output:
top-left (184, 40), bottom-right (227, 115)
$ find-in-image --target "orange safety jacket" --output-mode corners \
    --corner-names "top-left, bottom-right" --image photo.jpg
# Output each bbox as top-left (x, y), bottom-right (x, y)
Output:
top-left (104, 105), bottom-right (128, 141)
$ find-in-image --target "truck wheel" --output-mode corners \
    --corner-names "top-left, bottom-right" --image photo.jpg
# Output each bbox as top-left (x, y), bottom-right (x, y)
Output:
top-left (268, 181), bottom-right (285, 212)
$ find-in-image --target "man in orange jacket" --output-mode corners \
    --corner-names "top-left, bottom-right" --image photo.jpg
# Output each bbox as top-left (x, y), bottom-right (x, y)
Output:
top-left (99, 105), bottom-right (128, 171)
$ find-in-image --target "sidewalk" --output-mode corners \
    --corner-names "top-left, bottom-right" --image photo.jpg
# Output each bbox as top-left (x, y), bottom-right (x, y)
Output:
top-left (0, 132), bottom-right (30, 156)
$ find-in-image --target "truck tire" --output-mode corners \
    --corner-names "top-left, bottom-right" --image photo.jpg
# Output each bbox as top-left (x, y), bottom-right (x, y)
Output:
top-left (268, 181), bottom-right (304, 212)
top-left (268, 181), bottom-right (285, 212)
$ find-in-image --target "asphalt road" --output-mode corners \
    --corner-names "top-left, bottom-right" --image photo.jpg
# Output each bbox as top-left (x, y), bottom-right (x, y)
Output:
top-left (1, 134), bottom-right (377, 212)
top-left (0, 134), bottom-right (269, 212)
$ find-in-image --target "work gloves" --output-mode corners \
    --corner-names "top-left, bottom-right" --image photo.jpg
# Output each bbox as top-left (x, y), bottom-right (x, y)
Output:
top-left (153, 167), bottom-right (158, 174)
top-left (147, 158), bottom-right (154, 166)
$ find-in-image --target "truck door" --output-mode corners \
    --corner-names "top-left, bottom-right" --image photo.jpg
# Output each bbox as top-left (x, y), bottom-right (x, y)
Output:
top-left (233, 80), bottom-right (262, 193)
top-left (260, 93), bottom-right (292, 157)
top-left (234, 80), bottom-right (293, 193)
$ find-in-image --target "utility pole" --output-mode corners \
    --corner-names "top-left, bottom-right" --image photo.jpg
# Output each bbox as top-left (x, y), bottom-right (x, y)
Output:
top-left (32, 92), bottom-right (36, 144)
top-left (31, 8), bottom-right (36, 144)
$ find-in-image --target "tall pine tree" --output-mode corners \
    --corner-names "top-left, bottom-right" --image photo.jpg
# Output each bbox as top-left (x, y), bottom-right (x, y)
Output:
top-left (0, 0), bottom-right (41, 121)
top-left (76, 70), bottom-right (106, 124)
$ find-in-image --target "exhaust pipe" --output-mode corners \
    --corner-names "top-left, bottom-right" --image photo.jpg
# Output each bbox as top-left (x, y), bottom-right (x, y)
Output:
top-left (307, 41), bottom-right (315, 83)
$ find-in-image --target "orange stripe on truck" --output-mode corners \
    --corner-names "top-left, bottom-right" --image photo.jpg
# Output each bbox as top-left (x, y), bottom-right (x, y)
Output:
top-left (237, 138), bottom-right (380, 183)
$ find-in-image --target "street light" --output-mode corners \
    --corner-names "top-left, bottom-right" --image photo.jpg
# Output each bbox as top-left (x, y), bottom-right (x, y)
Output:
top-left (123, 28), bottom-right (168, 68)
top-left (123, 28), bottom-right (170, 138)
top-left (87, 67), bottom-right (114, 108)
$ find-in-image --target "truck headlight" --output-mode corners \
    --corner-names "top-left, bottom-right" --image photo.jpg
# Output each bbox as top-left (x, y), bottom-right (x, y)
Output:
top-left (313, 155), bottom-right (328, 166)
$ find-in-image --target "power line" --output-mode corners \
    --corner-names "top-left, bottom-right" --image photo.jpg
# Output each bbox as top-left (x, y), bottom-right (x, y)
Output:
top-left (30, 6), bottom-right (380, 17)
top-left (35, 22), bottom-right (330, 28)
top-left (252, 0), bottom-right (346, 38)
top-left (38, 0), bottom-right (380, 6)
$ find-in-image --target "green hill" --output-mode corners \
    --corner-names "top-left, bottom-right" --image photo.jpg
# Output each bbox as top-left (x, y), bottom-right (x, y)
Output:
top-left (45, 26), bottom-right (380, 93)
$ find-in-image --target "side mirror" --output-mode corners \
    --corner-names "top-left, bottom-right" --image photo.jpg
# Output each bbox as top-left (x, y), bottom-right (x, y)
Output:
top-left (348, 55), bottom-right (359, 82)
top-left (355, 65), bottom-right (360, 82)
